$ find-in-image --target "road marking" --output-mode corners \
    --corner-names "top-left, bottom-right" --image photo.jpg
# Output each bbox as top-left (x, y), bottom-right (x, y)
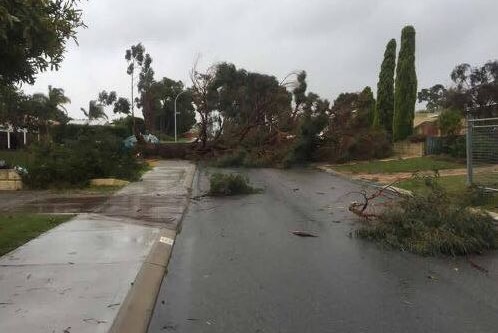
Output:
top-left (159, 237), bottom-right (174, 246)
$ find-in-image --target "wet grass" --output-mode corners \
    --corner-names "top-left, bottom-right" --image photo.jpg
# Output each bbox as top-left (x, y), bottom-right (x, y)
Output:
top-left (333, 156), bottom-right (464, 174)
top-left (0, 214), bottom-right (73, 256)
top-left (397, 174), bottom-right (498, 212)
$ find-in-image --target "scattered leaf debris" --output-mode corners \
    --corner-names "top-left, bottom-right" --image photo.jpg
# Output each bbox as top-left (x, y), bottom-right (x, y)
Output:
top-left (290, 230), bottom-right (318, 238)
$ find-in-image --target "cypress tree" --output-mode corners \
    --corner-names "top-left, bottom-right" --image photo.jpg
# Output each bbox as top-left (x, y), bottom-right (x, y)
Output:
top-left (393, 26), bottom-right (417, 141)
top-left (373, 39), bottom-right (396, 134)
top-left (359, 86), bottom-right (376, 126)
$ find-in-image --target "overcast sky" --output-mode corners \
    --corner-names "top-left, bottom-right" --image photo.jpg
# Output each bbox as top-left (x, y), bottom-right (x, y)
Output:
top-left (23, 0), bottom-right (498, 119)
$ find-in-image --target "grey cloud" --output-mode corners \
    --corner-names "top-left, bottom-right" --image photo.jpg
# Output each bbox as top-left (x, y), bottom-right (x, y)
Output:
top-left (24, 0), bottom-right (498, 119)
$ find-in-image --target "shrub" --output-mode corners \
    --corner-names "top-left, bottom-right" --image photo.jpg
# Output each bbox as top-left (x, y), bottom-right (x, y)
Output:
top-left (446, 135), bottom-right (466, 158)
top-left (357, 181), bottom-right (497, 256)
top-left (316, 128), bottom-right (392, 164)
top-left (212, 148), bottom-right (283, 168)
top-left (23, 131), bottom-right (145, 189)
top-left (213, 149), bottom-right (248, 167)
top-left (208, 172), bottom-right (258, 196)
top-left (51, 124), bottom-right (130, 143)
top-left (438, 108), bottom-right (463, 136)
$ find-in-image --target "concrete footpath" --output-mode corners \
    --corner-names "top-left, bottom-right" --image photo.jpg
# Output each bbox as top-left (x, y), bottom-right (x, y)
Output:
top-left (0, 160), bottom-right (195, 333)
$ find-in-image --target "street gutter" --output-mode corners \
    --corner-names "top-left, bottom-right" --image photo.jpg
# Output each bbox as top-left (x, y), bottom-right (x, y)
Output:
top-left (109, 163), bottom-right (196, 333)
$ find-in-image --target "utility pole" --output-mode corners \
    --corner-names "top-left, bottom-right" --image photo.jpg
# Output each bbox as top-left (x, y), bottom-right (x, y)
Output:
top-left (131, 59), bottom-right (136, 136)
top-left (174, 90), bottom-right (187, 143)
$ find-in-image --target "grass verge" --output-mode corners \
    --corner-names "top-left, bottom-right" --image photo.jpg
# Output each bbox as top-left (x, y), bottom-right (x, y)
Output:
top-left (0, 214), bottom-right (73, 256)
top-left (397, 174), bottom-right (498, 212)
top-left (332, 156), bottom-right (464, 174)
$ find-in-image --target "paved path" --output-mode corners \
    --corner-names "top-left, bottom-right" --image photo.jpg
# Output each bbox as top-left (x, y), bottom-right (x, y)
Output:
top-left (0, 160), bottom-right (195, 333)
top-left (149, 168), bottom-right (498, 333)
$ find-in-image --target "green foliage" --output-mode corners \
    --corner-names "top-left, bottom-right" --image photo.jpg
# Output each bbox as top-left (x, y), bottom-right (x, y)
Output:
top-left (342, 129), bottom-right (392, 162)
top-left (374, 39), bottom-right (396, 133)
top-left (449, 60), bottom-right (498, 116)
top-left (393, 26), bottom-right (418, 141)
top-left (0, 149), bottom-right (32, 167)
top-left (113, 116), bottom-right (145, 136)
top-left (446, 136), bottom-right (466, 158)
top-left (150, 77), bottom-right (196, 137)
top-left (213, 149), bottom-right (248, 167)
top-left (418, 84), bottom-right (447, 112)
top-left (80, 100), bottom-right (107, 120)
top-left (0, 0), bottom-right (85, 85)
top-left (125, 43), bottom-right (156, 131)
top-left (97, 91), bottom-right (130, 117)
top-left (23, 130), bottom-right (144, 189)
top-left (208, 172), bottom-right (258, 196)
top-left (0, 83), bottom-right (26, 128)
top-left (438, 108), bottom-right (463, 136)
top-left (29, 85), bottom-right (71, 133)
top-left (98, 90), bottom-right (117, 106)
top-left (212, 148), bottom-right (279, 168)
top-left (212, 62), bottom-right (292, 144)
top-left (51, 123), bottom-right (130, 142)
top-left (292, 71), bottom-right (308, 113)
top-left (357, 180), bottom-right (497, 256)
top-left (358, 86), bottom-right (376, 126)
top-left (113, 97), bottom-right (131, 115)
top-left (286, 100), bottom-right (328, 165)
top-left (1, 85), bottom-right (70, 131)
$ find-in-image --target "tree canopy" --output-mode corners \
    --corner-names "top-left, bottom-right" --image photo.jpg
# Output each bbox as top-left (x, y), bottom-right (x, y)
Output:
top-left (0, 0), bottom-right (85, 85)
top-left (393, 26), bottom-right (417, 141)
top-left (374, 39), bottom-right (396, 134)
top-left (148, 77), bottom-right (196, 137)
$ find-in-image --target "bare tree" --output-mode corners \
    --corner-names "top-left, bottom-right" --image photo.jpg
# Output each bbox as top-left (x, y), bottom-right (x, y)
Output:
top-left (189, 58), bottom-right (217, 149)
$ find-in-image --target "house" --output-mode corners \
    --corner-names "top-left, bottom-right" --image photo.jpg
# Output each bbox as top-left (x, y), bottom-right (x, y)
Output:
top-left (413, 113), bottom-right (440, 137)
top-left (0, 125), bottom-right (29, 149)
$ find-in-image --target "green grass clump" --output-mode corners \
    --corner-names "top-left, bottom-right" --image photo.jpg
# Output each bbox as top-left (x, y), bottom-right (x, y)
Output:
top-left (0, 214), bottom-right (72, 256)
top-left (208, 172), bottom-right (258, 196)
top-left (333, 156), bottom-right (463, 174)
top-left (357, 183), bottom-right (497, 256)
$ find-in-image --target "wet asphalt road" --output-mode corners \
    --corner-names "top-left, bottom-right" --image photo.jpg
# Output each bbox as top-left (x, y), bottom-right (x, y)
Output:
top-left (148, 168), bottom-right (498, 333)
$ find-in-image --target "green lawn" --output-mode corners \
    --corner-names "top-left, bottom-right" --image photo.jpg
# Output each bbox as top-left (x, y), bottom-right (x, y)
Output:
top-left (397, 174), bottom-right (498, 212)
top-left (0, 214), bottom-right (72, 256)
top-left (332, 156), bottom-right (464, 174)
top-left (0, 149), bottom-right (33, 167)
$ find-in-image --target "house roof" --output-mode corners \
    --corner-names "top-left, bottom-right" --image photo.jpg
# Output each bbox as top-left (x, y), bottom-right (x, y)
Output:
top-left (68, 119), bottom-right (111, 126)
top-left (413, 112), bottom-right (439, 127)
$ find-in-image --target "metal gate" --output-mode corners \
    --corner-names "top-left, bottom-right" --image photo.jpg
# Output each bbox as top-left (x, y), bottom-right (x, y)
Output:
top-left (466, 116), bottom-right (498, 191)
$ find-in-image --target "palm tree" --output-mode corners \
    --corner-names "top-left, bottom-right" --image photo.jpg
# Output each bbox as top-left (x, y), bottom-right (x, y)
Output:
top-left (80, 100), bottom-right (108, 122)
top-left (32, 85), bottom-right (71, 139)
